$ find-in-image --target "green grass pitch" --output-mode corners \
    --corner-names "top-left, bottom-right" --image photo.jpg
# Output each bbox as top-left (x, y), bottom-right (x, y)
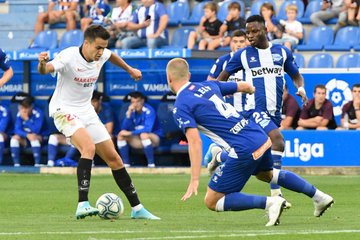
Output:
top-left (0, 173), bottom-right (359, 240)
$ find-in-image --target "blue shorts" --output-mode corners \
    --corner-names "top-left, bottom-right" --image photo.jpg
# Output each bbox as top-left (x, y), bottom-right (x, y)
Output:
top-left (208, 148), bottom-right (273, 194)
top-left (242, 110), bottom-right (281, 134)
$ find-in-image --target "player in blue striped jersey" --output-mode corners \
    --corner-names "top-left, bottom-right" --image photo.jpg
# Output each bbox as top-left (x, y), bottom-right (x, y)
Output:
top-left (217, 15), bottom-right (308, 198)
top-left (166, 58), bottom-right (334, 226)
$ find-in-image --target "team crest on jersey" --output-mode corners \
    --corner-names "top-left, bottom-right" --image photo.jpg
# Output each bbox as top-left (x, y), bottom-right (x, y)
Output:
top-left (188, 85), bottom-right (195, 90)
top-left (249, 56), bottom-right (257, 63)
top-left (272, 54), bottom-right (283, 62)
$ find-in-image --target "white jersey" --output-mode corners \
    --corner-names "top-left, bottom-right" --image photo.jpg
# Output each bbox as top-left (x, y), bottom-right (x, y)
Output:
top-left (49, 46), bottom-right (111, 116)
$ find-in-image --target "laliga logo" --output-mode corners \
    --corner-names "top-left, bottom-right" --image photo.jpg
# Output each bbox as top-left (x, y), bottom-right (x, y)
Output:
top-left (325, 78), bottom-right (352, 116)
top-left (285, 138), bottom-right (324, 162)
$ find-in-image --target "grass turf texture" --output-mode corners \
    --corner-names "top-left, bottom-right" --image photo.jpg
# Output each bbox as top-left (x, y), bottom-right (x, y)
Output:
top-left (0, 173), bottom-right (359, 240)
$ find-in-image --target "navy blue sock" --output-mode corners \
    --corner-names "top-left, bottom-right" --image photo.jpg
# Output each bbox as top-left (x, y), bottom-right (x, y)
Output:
top-left (0, 141), bottom-right (4, 165)
top-left (65, 146), bottom-right (78, 159)
top-left (118, 140), bottom-right (130, 165)
top-left (32, 146), bottom-right (41, 165)
top-left (277, 170), bottom-right (316, 197)
top-left (224, 192), bottom-right (266, 211)
top-left (270, 152), bottom-right (282, 190)
top-left (143, 145), bottom-right (154, 165)
top-left (48, 144), bottom-right (57, 162)
top-left (11, 146), bottom-right (20, 165)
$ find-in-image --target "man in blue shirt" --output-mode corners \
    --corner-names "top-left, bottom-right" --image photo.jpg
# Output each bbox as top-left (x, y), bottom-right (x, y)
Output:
top-left (217, 15), bottom-right (308, 198)
top-left (0, 48), bottom-right (13, 88)
top-left (117, 91), bottom-right (163, 167)
top-left (120, 0), bottom-right (168, 49)
top-left (10, 97), bottom-right (47, 167)
top-left (166, 58), bottom-right (334, 226)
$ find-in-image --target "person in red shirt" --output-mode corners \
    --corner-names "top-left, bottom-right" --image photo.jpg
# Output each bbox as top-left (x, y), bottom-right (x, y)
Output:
top-left (339, 84), bottom-right (360, 130)
top-left (280, 85), bottom-right (300, 130)
top-left (297, 84), bottom-right (337, 130)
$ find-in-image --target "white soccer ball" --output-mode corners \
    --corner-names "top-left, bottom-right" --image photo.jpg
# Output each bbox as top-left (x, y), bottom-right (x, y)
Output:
top-left (96, 193), bottom-right (124, 219)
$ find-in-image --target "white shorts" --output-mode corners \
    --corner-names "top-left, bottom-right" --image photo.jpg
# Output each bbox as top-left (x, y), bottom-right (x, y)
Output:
top-left (52, 109), bottom-right (111, 144)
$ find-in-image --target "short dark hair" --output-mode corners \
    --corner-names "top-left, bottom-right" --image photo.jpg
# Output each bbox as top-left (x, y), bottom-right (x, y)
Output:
top-left (314, 84), bottom-right (326, 93)
top-left (352, 84), bottom-right (360, 90)
top-left (20, 97), bottom-right (33, 108)
top-left (92, 90), bottom-right (103, 101)
top-left (129, 91), bottom-right (146, 100)
top-left (84, 25), bottom-right (110, 42)
top-left (228, 2), bottom-right (241, 11)
top-left (246, 15), bottom-right (265, 26)
top-left (231, 29), bottom-right (246, 38)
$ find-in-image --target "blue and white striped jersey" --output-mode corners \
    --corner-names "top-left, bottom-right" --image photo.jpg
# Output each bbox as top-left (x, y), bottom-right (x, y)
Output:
top-left (225, 43), bottom-right (299, 118)
top-left (173, 81), bottom-right (268, 157)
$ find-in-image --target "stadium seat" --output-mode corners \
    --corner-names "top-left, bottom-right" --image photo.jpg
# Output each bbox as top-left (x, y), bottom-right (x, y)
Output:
top-left (293, 53), bottom-right (305, 68)
top-left (307, 53), bottom-right (333, 68)
top-left (324, 26), bottom-right (360, 51)
top-left (299, 0), bottom-right (321, 24)
top-left (297, 26), bottom-right (333, 51)
top-left (277, 0), bottom-right (304, 20)
top-left (182, 2), bottom-right (208, 26)
top-left (166, 1), bottom-right (190, 26)
top-left (30, 30), bottom-right (58, 50)
top-left (250, 0), bottom-right (276, 16)
top-left (354, 45), bottom-right (360, 51)
top-left (336, 53), bottom-right (360, 68)
top-left (168, 27), bottom-right (195, 48)
top-left (59, 30), bottom-right (84, 49)
top-left (217, 0), bottom-right (246, 21)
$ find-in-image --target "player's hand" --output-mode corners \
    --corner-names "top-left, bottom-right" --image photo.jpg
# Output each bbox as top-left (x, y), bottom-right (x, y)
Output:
top-left (38, 52), bottom-right (49, 64)
top-left (129, 68), bottom-right (142, 81)
top-left (296, 88), bottom-right (308, 106)
top-left (181, 179), bottom-right (199, 201)
top-left (119, 130), bottom-right (132, 137)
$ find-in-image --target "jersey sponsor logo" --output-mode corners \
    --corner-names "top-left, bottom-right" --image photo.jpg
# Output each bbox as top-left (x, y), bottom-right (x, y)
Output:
top-left (250, 66), bottom-right (283, 77)
top-left (325, 78), bottom-right (352, 116)
top-left (229, 118), bottom-right (248, 134)
top-left (284, 138), bottom-right (324, 162)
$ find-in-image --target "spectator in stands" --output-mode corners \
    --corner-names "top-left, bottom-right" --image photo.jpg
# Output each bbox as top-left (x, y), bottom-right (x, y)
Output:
top-left (297, 85), bottom-right (337, 130)
top-left (33, 0), bottom-right (80, 40)
top-left (120, 0), bottom-right (168, 49)
top-left (280, 85), bottom-right (301, 130)
top-left (0, 48), bottom-right (13, 88)
top-left (117, 91), bottom-right (163, 168)
top-left (80, 0), bottom-right (109, 31)
top-left (271, 5), bottom-right (303, 51)
top-left (345, 0), bottom-right (360, 26)
top-left (104, 0), bottom-right (135, 48)
top-left (187, 2), bottom-right (222, 50)
top-left (91, 90), bottom-right (114, 136)
top-left (0, 103), bottom-right (11, 165)
top-left (338, 83), bottom-right (360, 129)
top-left (11, 97), bottom-right (47, 167)
top-left (310, 0), bottom-right (347, 32)
top-left (260, 3), bottom-right (282, 41)
top-left (216, 2), bottom-right (246, 48)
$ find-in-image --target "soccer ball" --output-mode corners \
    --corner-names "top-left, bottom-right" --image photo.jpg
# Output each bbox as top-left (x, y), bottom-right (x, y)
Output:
top-left (96, 193), bottom-right (124, 219)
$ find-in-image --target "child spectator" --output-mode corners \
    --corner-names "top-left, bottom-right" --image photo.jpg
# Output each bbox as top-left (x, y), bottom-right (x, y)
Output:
top-left (271, 4), bottom-right (303, 51)
top-left (187, 2), bottom-right (222, 50)
top-left (280, 85), bottom-right (301, 130)
top-left (11, 97), bottom-right (47, 167)
top-left (104, 0), bottom-right (135, 48)
top-left (345, 0), bottom-right (360, 26)
top-left (297, 85), bottom-right (337, 130)
top-left (217, 2), bottom-right (246, 48)
top-left (117, 92), bottom-right (163, 168)
top-left (80, 0), bottom-right (110, 31)
top-left (339, 84), bottom-right (360, 129)
top-left (260, 3), bottom-right (282, 41)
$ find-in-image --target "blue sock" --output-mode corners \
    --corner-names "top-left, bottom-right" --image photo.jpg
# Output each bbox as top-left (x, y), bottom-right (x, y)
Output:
top-left (277, 170), bottom-right (316, 197)
top-left (224, 192), bottom-right (266, 211)
top-left (48, 144), bottom-right (57, 162)
top-left (270, 152), bottom-right (282, 190)
top-left (0, 141), bottom-right (4, 165)
top-left (143, 145), bottom-right (154, 165)
top-left (32, 147), bottom-right (41, 164)
top-left (117, 140), bottom-right (130, 165)
top-left (65, 146), bottom-right (77, 159)
top-left (11, 146), bottom-right (20, 165)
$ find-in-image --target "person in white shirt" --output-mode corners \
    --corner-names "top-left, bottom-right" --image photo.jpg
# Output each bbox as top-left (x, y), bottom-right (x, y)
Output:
top-left (271, 5), bottom-right (303, 51)
top-left (37, 24), bottom-right (160, 220)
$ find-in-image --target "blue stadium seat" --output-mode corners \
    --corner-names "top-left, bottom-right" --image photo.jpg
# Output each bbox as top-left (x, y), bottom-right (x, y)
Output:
top-left (59, 30), bottom-right (84, 49)
top-left (307, 53), bottom-right (333, 68)
top-left (182, 1), bottom-right (208, 26)
top-left (30, 30), bottom-right (58, 50)
top-left (324, 26), bottom-right (360, 51)
top-left (277, 0), bottom-right (304, 20)
top-left (166, 1), bottom-right (190, 26)
top-left (336, 53), bottom-right (360, 68)
top-left (297, 26), bottom-right (333, 51)
top-left (354, 45), bottom-right (360, 51)
top-left (250, 0), bottom-right (276, 16)
top-left (168, 27), bottom-right (194, 48)
top-left (293, 53), bottom-right (305, 68)
top-left (299, 0), bottom-right (321, 24)
top-left (218, 0), bottom-right (246, 21)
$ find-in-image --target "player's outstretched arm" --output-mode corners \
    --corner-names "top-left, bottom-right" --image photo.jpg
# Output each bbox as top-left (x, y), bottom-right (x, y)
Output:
top-left (0, 66), bottom-right (13, 88)
top-left (109, 52), bottom-right (142, 81)
top-left (237, 82), bottom-right (255, 94)
top-left (37, 52), bottom-right (54, 75)
top-left (181, 127), bottom-right (202, 201)
top-left (217, 70), bottom-right (230, 82)
top-left (291, 72), bottom-right (308, 105)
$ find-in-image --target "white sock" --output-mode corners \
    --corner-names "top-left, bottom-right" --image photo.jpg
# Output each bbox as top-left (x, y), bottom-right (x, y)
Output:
top-left (312, 189), bottom-right (324, 202)
top-left (132, 204), bottom-right (143, 212)
top-left (117, 140), bottom-right (127, 147)
top-left (215, 196), bottom-right (225, 212)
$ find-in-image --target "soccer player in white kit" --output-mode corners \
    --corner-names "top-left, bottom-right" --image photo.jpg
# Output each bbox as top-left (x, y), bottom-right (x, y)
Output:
top-left (38, 25), bottom-right (160, 220)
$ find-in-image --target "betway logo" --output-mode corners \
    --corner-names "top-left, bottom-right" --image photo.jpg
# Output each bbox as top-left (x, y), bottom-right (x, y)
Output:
top-left (284, 138), bottom-right (324, 162)
top-left (251, 66), bottom-right (283, 77)
top-left (143, 84), bottom-right (170, 92)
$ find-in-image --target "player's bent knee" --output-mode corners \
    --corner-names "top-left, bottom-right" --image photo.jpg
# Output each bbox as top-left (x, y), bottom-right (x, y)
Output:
top-left (256, 171), bottom-right (272, 182)
top-left (204, 196), bottom-right (217, 211)
top-left (139, 133), bottom-right (149, 139)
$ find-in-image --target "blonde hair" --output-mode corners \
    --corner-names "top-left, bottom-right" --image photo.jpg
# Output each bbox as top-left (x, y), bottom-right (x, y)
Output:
top-left (286, 4), bottom-right (298, 13)
top-left (166, 58), bottom-right (190, 81)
